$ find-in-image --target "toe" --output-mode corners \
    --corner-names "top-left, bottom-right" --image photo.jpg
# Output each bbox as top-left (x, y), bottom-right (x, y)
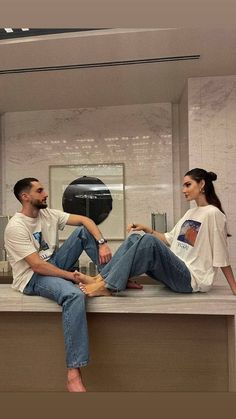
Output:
top-left (79, 284), bottom-right (86, 293)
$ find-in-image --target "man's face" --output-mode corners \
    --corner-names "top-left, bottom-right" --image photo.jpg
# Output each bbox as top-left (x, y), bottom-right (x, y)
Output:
top-left (25, 181), bottom-right (48, 209)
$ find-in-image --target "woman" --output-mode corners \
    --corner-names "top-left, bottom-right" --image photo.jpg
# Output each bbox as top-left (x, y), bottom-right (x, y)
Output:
top-left (78, 168), bottom-right (236, 296)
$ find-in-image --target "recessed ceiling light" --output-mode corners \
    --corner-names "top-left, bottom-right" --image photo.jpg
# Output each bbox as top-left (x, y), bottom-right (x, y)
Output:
top-left (4, 28), bottom-right (13, 33)
top-left (21, 28), bottom-right (29, 31)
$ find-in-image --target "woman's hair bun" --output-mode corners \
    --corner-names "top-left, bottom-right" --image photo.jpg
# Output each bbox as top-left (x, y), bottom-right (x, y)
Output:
top-left (207, 171), bottom-right (217, 181)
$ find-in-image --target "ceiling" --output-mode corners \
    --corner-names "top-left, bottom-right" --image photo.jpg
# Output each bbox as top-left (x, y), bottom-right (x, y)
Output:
top-left (0, 28), bottom-right (236, 113)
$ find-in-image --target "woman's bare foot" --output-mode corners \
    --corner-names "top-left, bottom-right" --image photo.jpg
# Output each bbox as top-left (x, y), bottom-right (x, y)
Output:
top-left (74, 271), bottom-right (103, 284)
top-left (67, 368), bottom-right (86, 392)
top-left (79, 280), bottom-right (112, 297)
top-left (127, 280), bottom-right (143, 289)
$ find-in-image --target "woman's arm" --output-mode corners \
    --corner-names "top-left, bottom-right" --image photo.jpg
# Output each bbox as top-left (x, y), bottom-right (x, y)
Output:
top-left (221, 266), bottom-right (236, 295)
top-left (127, 223), bottom-right (169, 245)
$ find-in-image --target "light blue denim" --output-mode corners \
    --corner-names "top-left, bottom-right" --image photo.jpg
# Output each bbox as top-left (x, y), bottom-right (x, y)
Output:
top-left (23, 226), bottom-right (101, 368)
top-left (100, 233), bottom-right (193, 294)
top-left (23, 229), bottom-right (192, 368)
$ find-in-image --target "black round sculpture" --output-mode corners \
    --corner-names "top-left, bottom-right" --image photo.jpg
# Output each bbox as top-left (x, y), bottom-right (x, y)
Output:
top-left (62, 176), bottom-right (113, 225)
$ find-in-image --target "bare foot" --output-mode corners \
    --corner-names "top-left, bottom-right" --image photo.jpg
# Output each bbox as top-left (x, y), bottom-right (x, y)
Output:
top-left (79, 280), bottom-right (112, 297)
top-left (74, 271), bottom-right (103, 284)
top-left (67, 368), bottom-right (86, 392)
top-left (75, 272), bottom-right (143, 290)
top-left (127, 280), bottom-right (143, 290)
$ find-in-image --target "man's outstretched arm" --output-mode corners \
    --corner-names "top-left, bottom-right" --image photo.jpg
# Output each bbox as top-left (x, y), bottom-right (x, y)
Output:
top-left (66, 214), bottom-right (112, 264)
top-left (25, 252), bottom-right (81, 284)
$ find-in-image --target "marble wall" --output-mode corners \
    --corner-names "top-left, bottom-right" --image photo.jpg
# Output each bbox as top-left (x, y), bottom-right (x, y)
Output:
top-left (178, 83), bottom-right (190, 215)
top-left (172, 83), bottom-right (190, 224)
top-left (2, 76), bottom-right (235, 274)
top-left (188, 75), bottom-right (236, 274)
top-left (171, 103), bottom-right (181, 224)
top-left (0, 117), bottom-right (2, 213)
top-left (1, 103), bottom-right (173, 260)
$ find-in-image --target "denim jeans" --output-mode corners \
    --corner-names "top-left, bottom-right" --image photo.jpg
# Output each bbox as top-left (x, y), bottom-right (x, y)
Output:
top-left (23, 226), bottom-right (100, 368)
top-left (101, 233), bottom-right (193, 293)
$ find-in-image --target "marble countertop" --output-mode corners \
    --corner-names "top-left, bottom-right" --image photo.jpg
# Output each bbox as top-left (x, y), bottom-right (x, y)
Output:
top-left (0, 283), bottom-right (236, 315)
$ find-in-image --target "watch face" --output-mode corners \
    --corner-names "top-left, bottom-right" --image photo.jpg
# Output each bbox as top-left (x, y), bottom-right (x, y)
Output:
top-left (98, 238), bottom-right (106, 244)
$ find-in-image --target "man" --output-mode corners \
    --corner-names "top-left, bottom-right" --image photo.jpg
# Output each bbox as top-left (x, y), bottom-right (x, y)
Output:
top-left (4, 177), bottom-right (112, 392)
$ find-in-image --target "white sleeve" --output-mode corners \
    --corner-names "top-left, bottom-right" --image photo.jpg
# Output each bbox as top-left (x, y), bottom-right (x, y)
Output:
top-left (48, 209), bottom-right (70, 230)
top-left (165, 227), bottom-right (175, 245)
top-left (5, 225), bottom-right (37, 262)
top-left (164, 222), bottom-right (181, 245)
top-left (164, 212), bottom-right (189, 245)
top-left (212, 212), bottom-right (230, 267)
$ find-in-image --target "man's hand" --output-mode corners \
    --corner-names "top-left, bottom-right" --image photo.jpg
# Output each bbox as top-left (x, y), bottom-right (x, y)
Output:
top-left (98, 243), bottom-right (112, 265)
top-left (67, 214), bottom-right (112, 264)
top-left (71, 270), bottom-right (83, 285)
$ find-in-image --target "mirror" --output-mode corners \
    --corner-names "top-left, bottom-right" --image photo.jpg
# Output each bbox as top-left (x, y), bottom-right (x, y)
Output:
top-left (62, 176), bottom-right (113, 225)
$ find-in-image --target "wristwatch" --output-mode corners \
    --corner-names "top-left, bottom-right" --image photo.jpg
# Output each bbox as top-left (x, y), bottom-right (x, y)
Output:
top-left (96, 238), bottom-right (107, 245)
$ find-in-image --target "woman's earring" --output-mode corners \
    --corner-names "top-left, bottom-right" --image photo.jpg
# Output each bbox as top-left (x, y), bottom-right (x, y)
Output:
top-left (200, 188), bottom-right (205, 194)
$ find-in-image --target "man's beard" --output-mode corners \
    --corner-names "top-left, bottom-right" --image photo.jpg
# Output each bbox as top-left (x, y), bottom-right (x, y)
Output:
top-left (31, 199), bottom-right (48, 209)
top-left (35, 203), bottom-right (48, 209)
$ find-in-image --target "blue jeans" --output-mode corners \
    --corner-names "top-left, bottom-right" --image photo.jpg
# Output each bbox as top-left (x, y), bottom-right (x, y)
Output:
top-left (23, 226), bottom-right (101, 368)
top-left (101, 234), bottom-right (193, 293)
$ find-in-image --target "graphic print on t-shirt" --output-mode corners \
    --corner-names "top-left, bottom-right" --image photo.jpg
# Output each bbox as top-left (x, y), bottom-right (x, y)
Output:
top-left (177, 219), bottom-right (201, 247)
top-left (33, 231), bottom-right (49, 251)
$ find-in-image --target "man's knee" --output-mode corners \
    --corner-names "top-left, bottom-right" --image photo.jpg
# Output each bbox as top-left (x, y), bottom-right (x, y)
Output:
top-left (75, 225), bottom-right (94, 241)
top-left (64, 226), bottom-right (85, 244)
top-left (74, 225), bottom-right (86, 235)
top-left (66, 288), bottom-right (86, 305)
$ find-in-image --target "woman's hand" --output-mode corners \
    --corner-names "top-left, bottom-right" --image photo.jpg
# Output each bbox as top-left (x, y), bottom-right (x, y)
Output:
top-left (127, 223), bottom-right (151, 234)
top-left (127, 222), bottom-right (168, 245)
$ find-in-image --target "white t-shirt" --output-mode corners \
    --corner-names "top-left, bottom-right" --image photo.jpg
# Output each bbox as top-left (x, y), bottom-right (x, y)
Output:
top-left (4, 208), bottom-right (70, 292)
top-left (164, 205), bottom-right (230, 292)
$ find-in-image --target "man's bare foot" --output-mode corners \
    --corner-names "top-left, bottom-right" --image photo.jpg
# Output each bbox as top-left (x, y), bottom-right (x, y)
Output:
top-left (79, 280), bottom-right (112, 297)
top-left (127, 280), bottom-right (143, 290)
top-left (67, 368), bottom-right (86, 392)
top-left (74, 271), bottom-right (103, 284)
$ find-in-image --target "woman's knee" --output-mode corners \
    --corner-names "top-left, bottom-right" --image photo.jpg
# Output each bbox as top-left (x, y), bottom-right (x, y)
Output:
top-left (139, 234), bottom-right (167, 254)
top-left (127, 233), bottom-right (142, 244)
top-left (141, 233), bottom-right (157, 245)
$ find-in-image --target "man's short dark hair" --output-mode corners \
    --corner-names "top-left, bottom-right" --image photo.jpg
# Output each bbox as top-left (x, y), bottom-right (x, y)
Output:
top-left (13, 178), bottom-right (39, 202)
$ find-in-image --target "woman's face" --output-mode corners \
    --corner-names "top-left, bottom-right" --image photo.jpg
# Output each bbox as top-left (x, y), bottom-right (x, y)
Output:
top-left (182, 175), bottom-right (204, 201)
